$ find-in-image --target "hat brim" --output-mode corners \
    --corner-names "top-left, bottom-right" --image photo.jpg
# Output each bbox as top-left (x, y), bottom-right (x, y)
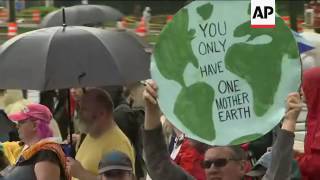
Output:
top-left (9, 113), bottom-right (29, 122)
top-left (98, 165), bottom-right (132, 174)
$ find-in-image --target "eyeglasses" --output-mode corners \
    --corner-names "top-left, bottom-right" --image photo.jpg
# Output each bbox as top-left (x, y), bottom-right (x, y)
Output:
top-left (201, 158), bottom-right (239, 169)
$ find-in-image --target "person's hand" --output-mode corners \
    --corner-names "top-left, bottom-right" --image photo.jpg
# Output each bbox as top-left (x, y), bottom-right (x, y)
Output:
top-left (143, 79), bottom-right (158, 106)
top-left (63, 134), bottom-right (80, 146)
top-left (66, 157), bottom-right (84, 179)
top-left (143, 79), bottom-right (162, 130)
top-left (286, 92), bottom-right (302, 120)
top-left (282, 92), bottom-right (303, 132)
top-left (143, 79), bottom-right (161, 114)
top-left (70, 134), bottom-right (80, 145)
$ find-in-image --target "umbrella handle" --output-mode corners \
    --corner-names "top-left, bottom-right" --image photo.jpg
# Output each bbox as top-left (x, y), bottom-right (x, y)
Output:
top-left (62, 8), bottom-right (67, 28)
top-left (67, 90), bottom-right (75, 158)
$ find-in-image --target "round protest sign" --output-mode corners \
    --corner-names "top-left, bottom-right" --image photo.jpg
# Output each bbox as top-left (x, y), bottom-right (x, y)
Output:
top-left (150, 1), bottom-right (301, 145)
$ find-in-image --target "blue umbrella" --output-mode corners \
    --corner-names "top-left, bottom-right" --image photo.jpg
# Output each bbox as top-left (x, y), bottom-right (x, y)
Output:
top-left (292, 31), bottom-right (315, 54)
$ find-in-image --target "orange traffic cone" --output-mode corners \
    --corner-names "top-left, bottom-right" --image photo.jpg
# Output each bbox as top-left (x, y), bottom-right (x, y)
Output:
top-left (32, 10), bottom-right (41, 24)
top-left (166, 15), bottom-right (173, 23)
top-left (7, 22), bottom-right (17, 38)
top-left (0, 10), bottom-right (7, 20)
top-left (135, 18), bottom-right (147, 37)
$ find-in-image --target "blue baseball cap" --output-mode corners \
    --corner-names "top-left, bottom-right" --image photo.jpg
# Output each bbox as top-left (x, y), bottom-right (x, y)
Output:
top-left (98, 151), bottom-right (132, 174)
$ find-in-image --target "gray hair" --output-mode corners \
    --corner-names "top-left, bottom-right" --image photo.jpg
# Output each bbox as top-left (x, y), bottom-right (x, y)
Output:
top-left (206, 145), bottom-right (247, 160)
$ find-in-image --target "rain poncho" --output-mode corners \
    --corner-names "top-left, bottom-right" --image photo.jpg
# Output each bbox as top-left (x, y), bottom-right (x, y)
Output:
top-left (297, 67), bottom-right (320, 179)
top-left (1, 142), bottom-right (22, 165)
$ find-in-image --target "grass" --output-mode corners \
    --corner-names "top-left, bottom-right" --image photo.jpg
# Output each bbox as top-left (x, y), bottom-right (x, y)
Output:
top-left (17, 6), bottom-right (58, 18)
top-left (146, 33), bottom-right (159, 44)
top-left (0, 28), bottom-right (160, 45)
top-left (0, 27), bottom-right (36, 43)
top-left (0, 27), bottom-right (36, 34)
top-left (104, 21), bottom-right (117, 27)
top-left (104, 21), bottom-right (137, 29)
top-left (150, 15), bottom-right (170, 25)
top-left (0, 15), bottom-right (165, 45)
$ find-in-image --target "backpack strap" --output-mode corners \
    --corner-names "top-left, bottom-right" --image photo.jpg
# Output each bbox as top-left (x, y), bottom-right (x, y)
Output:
top-left (20, 140), bottom-right (71, 180)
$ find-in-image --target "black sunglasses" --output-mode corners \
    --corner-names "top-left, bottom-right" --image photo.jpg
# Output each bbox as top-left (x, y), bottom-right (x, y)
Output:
top-left (201, 158), bottom-right (239, 169)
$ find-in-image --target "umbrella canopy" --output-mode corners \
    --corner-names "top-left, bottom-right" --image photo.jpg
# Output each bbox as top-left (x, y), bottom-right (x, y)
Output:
top-left (41, 5), bottom-right (124, 27)
top-left (0, 26), bottom-right (151, 90)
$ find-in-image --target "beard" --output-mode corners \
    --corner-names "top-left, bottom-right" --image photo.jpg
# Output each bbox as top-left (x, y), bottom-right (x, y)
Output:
top-left (75, 118), bottom-right (90, 134)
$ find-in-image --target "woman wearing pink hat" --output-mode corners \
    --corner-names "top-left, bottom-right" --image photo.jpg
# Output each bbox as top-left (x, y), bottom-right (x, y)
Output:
top-left (1, 103), bottom-right (69, 180)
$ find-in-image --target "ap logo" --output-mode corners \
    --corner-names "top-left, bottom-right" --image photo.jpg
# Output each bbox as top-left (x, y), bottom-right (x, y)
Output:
top-left (251, 0), bottom-right (275, 28)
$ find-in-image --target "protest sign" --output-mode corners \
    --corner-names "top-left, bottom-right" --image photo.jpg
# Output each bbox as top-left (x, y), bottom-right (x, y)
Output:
top-left (151, 1), bottom-right (301, 145)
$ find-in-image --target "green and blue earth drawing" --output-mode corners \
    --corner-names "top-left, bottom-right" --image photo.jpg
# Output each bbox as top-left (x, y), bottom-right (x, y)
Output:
top-left (151, 1), bottom-right (301, 145)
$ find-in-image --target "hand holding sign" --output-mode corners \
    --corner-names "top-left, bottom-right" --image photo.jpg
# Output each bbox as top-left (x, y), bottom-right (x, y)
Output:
top-left (143, 80), bottom-right (158, 105)
top-left (143, 80), bottom-right (162, 130)
top-left (282, 93), bottom-right (303, 132)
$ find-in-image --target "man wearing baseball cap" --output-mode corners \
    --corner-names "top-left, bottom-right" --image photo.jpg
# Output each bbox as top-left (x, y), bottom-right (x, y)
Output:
top-left (98, 150), bottom-right (135, 180)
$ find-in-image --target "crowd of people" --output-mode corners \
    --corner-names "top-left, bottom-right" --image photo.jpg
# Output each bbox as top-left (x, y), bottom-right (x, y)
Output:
top-left (0, 66), bottom-right (318, 180)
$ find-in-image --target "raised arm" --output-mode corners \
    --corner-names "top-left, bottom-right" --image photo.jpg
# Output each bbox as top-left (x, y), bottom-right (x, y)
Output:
top-left (142, 80), bottom-right (195, 180)
top-left (263, 92), bottom-right (302, 180)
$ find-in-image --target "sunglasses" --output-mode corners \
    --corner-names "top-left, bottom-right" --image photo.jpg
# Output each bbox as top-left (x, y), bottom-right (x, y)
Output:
top-left (201, 158), bottom-right (239, 169)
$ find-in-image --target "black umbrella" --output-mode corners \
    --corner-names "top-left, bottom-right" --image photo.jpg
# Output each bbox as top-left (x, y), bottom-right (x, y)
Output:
top-left (0, 27), bottom-right (151, 90)
top-left (41, 5), bottom-right (124, 27)
top-left (0, 16), bottom-right (151, 156)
